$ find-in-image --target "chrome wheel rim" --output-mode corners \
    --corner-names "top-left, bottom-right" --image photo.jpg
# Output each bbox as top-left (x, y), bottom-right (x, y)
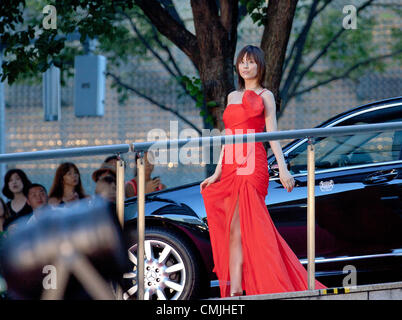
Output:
top-left (123, 239), bottom-right (186, 300)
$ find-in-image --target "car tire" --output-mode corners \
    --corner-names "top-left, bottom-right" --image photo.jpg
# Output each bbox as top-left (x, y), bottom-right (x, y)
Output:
top-left (122, 227), bottom-right (203, 300)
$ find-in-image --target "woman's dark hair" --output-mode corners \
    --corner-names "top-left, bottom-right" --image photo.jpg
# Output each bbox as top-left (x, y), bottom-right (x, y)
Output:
top-left (2, 169), bottom-right (32, 199)
top-left (48, 162), bottom-right (87, 200)
top-left (0, 197), bottom-right (10, 221)
top-left (235, 45), bottom-right (266, 90)
top-left (104, 155), bottom-right (119, 164)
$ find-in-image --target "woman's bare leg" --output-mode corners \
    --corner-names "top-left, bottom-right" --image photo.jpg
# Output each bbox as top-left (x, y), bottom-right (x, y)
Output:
top-left (229, 197), bottom-right (243, 295)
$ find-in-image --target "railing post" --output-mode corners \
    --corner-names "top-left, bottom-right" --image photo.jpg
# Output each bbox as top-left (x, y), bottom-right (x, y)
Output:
top-left (115, 155), bottom-right (125, 300)
top-left (116, 156), bottom-right (125, 228)
top-left (136, 151), bottom-right (145, 300)
top-left (307, 137), bottom-right (316, 290)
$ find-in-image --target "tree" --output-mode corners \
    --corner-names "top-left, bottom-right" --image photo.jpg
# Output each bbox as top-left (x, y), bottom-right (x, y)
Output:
top-left (1, 0), bottom-right (401, 130)
top-left (135, 0), bottom-right (401, 123)
top-left (250, 0), bottom-right (402, 117)
top-left (0, 0), bottom-right (133, 82)
top-left (0, 1), bottom-right (246, 133)
top-left (133, 0), bottom-right (240, 131)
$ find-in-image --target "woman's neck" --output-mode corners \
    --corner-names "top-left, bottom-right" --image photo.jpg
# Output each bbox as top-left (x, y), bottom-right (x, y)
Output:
top-left (244, 79), bottom-right (261, 91)
top-left (63, 184), bottom-right (75, 196)
top-left (12, 192), bottom-right (26, 202)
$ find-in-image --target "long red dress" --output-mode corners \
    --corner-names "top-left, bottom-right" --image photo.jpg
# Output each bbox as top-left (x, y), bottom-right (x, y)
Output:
top-left (201, 89), bottom-right (326, 297)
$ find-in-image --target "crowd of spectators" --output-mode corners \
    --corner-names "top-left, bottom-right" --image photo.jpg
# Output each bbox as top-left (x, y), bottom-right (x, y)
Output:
top-left (0, 151), bottom-right (166, 234)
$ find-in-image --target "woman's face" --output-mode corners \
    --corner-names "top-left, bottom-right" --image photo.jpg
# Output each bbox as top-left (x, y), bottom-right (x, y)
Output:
top-left (144, 152), bottom-right (154, 176)
top-left (134, 152), bottom-right (155, 177)
top-left (63, 167), bottom-right (79, 187)
top-left (95, 181), bottom-right (116, 202)
top-left (8, 173), bottom-right (24, 194)
top-left (238, 53), bottom-right (258, 82)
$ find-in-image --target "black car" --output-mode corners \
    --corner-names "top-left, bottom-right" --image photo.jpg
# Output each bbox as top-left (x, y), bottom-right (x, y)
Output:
top-left (122, 96), bottom-right (402, 300)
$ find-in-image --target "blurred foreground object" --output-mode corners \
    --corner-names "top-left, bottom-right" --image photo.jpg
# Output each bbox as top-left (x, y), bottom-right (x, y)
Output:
top-left (0, 198), bottom-right (129, 299)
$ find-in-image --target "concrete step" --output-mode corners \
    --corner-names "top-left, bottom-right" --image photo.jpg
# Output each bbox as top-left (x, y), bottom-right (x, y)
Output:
top-left (215, 281), bottom-right (402, 300)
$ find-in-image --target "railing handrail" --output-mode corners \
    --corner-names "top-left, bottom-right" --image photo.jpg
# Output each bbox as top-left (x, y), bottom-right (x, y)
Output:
top-left (130, 121), bottom-right (402, 153)
top-left (1, 121), bottom-right (401, 163)
top-left (0, 144), bottom-right (130, 163)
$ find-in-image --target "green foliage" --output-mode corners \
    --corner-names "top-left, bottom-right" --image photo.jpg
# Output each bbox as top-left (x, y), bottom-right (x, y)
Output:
top-left (278, 2), bottom-right (400, 101)
top-left (97, 6), bottom-right (169, 67)
top-left (240, 0), bottom-right (267, 26)
top-left (0, 0), bottom-right (135, 83)
top-left (3, 0), bottom-right (399, 125)
top-left (301, 6), bottom-right (393, 84)
top-left (242, 0), bottom-right (401, 104)
top-left (1, 1), bottom-right (196, 111)
top-left (179, 75), bottom-right (214, 126)
top-left (390, 27), bottom-right (402, 64)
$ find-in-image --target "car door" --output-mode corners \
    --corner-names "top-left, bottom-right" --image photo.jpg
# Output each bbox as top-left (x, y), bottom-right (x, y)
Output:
top-left (267, 103), bottom-right (402, 286)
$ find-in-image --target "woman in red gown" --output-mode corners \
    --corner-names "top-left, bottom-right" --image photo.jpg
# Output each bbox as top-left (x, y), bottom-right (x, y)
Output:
top-left (200, 45), bottom-right (326, 297)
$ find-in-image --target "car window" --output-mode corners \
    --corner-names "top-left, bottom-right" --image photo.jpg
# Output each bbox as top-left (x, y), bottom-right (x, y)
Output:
top-left (286, 105), bottom-right (402, 174)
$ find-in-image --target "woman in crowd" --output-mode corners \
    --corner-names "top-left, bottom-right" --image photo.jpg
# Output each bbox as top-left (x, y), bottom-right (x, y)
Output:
top-left (125, 151), bottom-right (166, 198)
top-left (95, 175), bottom-right (117, 203)
top-left (2, 169), bottom-right (32, 229)
top-left (48, 162), bottom-right (88, 206)
top-left (0, 197), bottom-right (10, 233)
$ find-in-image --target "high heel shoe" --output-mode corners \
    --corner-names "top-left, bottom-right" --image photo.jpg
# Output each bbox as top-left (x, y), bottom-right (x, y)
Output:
top-left (230, 290), bottom-right (245, 297)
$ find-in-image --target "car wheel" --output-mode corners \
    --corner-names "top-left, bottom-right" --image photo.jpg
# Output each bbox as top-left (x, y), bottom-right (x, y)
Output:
top-left (123, 227), bottom-right (202, 300)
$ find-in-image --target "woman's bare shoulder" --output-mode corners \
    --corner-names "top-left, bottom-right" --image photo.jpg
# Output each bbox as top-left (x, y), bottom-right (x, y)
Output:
top-left (260, 89), bottom-right (275, 105)
top-left (260, 88), bottom-right (274, 98)
top-left (228, 90), bottom-right (241, 95)
top-left (227, 90), bottom-right (242, 103)
top-left (260, 89), bottom-right (276, 114)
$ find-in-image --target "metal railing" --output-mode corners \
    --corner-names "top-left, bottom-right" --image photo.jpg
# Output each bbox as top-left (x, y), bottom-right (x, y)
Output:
top-left (1, 120), bottom-right (402, 299)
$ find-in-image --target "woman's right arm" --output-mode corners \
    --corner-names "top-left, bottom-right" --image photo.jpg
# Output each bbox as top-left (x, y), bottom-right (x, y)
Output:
top-left (200, 145), bottom-right (224, 192)
top-left (211, 91), bottom-right (234, 179)
top-left (200, 91), bottom-right (234, 192)
top-left (212, 145), bottom-right (224, 179)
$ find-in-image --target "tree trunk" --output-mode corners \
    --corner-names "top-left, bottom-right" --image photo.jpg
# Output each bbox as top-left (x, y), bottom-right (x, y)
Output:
top-left (260, 0), bottom-right (298, 114)
top-left (191, 0), bottom-right (238, 131)
top-left (135, 0), bottom-right (239, 131)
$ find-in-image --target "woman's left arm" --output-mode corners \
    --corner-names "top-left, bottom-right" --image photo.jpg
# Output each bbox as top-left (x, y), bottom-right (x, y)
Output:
top-left (261, 91), bottom-right (295, 192)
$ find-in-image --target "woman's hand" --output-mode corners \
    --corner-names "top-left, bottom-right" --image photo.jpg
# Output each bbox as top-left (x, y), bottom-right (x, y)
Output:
top-left (63, 191), bottom-right (79, 202)
top-left (200, 174), bottom-right (219, 193)
top-left (145, 178), bottom-right (161, 193)
top-left (279, 168), bottom-right (295, 192)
